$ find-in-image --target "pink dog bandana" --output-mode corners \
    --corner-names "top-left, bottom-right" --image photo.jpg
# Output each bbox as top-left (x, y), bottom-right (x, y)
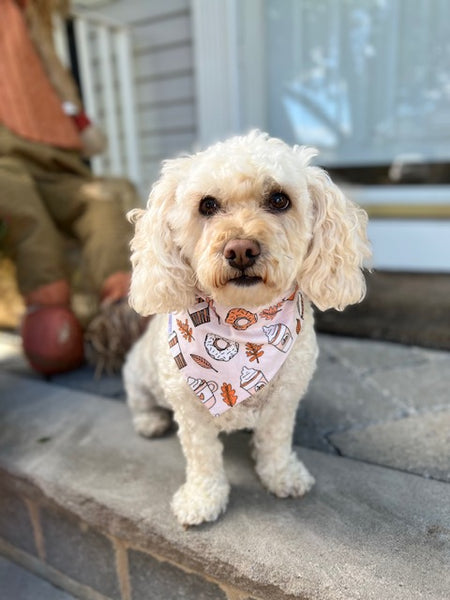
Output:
top-left (168, 287), bottom-right (304, 417)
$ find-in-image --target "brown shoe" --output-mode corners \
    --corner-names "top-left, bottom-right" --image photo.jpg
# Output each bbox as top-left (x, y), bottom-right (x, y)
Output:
top-left (24, 279), bottom-right (71, 306)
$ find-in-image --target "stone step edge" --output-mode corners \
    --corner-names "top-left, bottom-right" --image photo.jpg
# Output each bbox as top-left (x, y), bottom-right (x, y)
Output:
top-left (0, 467), bottom-right (257, 600)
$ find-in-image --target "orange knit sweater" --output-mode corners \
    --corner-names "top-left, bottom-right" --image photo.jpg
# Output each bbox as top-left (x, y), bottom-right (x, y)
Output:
top-left (0, 0), bottom-right (81, 148)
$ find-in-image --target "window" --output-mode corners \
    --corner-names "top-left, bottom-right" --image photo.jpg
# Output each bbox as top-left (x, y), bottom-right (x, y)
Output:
top-left (263, 0), bottom-right (450, 176)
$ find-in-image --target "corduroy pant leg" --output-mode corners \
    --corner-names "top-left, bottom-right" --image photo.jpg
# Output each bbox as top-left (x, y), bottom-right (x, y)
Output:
top-left (0, 156), bottom-right (68, 296)
top-left (37, 174), bottom-right (136, 295)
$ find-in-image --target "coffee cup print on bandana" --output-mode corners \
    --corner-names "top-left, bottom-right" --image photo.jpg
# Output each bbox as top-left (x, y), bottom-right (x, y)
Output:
top-left (263, 323), bottom-right (293, 353)
top-left (204, 333), bottom-right (239, 362)
top-left (188, 376), bottom-right (218, 409)
top-left (240, 366), bottom-right (268, 394)
top-left (189, 301), bottom-right (210, 326)
top-left (168, 331), bottom-right (187, 369)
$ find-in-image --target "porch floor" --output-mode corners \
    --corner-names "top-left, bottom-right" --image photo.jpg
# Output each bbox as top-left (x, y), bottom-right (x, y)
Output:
top-left (0, 332), bottom-right (449, 599)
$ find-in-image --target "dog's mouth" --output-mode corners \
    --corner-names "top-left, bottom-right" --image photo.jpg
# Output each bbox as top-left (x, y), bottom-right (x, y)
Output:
top-left (228, 275), bottom-right (263, 287)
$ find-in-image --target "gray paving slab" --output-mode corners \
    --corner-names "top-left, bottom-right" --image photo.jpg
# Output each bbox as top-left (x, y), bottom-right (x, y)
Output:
top-left (296, 336), bottom-right (450, 474)
top-left (330, 409), bottom-right (450, 482)
top-left (314, 335), bottom-right (450, 415)
top-left (0, 555), bottom-right (76, 600)
top-left (50, 366), bottom-right (125, 400)
top-left (295, 347), bottom-right (403, 451)
top-left (0, 330), bottom-right (125, 399)
top-left (366, 359), bottom-right (450, 414)
top-left (317, 334), bottom-right (431, 374)
top-left (0, 372), bottom-right (449, 600)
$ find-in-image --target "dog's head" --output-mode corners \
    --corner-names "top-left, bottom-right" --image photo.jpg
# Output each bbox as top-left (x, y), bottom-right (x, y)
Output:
top-left (128, 131), bottom-right (371, 314)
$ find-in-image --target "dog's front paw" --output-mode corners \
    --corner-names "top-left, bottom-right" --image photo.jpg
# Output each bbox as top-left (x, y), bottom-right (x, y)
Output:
top-left (171, 477), bottom-right (230, 527)
top-left (257, 454), bottom-right (315, 498)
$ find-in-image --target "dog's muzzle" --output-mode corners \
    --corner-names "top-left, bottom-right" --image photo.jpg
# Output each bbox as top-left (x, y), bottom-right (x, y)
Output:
top-left (223, 238), bottom-right (262, 286)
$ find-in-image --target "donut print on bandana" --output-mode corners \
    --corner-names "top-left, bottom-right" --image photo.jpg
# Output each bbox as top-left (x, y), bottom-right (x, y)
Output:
top-left (204, 333), bottom-right (239, 361)
top-left (225, 308), bottom-right (258, 330)
top-left (168, 286), bottom-right (304, 417)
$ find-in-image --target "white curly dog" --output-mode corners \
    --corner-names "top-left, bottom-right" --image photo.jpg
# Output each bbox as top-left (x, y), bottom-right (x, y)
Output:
top-left (123, 131), bottom-right (370, 527)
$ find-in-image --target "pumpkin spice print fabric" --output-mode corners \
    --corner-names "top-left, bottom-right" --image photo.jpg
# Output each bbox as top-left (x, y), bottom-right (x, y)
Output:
top-left (168, 287), bottom-right (304, 417)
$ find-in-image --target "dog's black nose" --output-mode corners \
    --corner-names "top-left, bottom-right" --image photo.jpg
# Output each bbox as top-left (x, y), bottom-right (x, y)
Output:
top-left (223, 238), bottom-right (261, 270)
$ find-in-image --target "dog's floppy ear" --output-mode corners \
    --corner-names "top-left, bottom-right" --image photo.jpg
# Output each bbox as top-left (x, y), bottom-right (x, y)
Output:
top-left (299, 165), bottom-right (371, 311)
top-left (127, 158), bottom-right (196, 315)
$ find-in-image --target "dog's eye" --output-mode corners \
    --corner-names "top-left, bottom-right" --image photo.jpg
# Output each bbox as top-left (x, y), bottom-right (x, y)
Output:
top-left (199, 196), bottom-right (220, 217)
top-left (267, 192), bottom-right (291, 212)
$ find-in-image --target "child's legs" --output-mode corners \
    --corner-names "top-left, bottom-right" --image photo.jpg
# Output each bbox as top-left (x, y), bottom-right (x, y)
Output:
top-left (38, 175), bottom-right (136, 295)
top-left (0, 156), bottom-right (68, 299)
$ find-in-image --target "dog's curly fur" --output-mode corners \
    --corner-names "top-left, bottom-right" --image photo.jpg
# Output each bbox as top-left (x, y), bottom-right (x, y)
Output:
top-left (123, 131), bottom-right (370, 526)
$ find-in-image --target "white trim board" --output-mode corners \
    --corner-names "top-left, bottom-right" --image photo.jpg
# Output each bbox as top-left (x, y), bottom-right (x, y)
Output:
top-left (368, 220), bottom-right (450, 272)
top-left (191, 0), bottom-right (241, 147)
top-left (345, 185), bottom-right (450, 205)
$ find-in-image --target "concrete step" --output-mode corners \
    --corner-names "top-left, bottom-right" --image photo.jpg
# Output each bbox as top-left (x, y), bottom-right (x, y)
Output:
top-left (2, 330), bottom-right (449, 483)
top-left (0, 371), bottom-right (449, 600)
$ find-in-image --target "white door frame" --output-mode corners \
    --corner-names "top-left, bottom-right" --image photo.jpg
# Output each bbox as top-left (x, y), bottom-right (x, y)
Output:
top-left (192, 0), bottom-right (241, 147)
top-left (192, 0), bottom-right (267, 146)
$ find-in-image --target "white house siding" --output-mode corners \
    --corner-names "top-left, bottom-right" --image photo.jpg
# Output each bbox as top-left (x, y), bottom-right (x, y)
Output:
top-left (132, 7), bottom-right (196, 194)
top-left (76, 0), bottom-right (196, 198)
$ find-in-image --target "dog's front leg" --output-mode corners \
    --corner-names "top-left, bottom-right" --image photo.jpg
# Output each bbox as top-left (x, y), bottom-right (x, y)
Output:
top-left (171, 409), bottom-right (229, 527)
top-left (253, 390), bottom-right (315, 498)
